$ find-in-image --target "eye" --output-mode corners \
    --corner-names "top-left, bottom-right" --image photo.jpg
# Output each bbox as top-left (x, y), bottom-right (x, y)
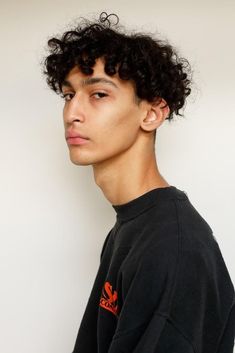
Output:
top-left (92, 92), bottom-right (108, 99)
top-left (61, 93), bottom-right (74, 101)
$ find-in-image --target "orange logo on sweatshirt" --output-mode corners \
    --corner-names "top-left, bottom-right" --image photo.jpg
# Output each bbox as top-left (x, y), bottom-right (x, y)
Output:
top-left (99, 281), bottom-right (118, 316)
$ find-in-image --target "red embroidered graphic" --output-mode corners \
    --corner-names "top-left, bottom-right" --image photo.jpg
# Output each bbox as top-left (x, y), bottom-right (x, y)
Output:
top-left (99, 281), bottom-right (118, 316)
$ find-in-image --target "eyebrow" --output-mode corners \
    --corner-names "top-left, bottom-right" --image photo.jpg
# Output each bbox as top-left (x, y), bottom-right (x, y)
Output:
top-left (61, 77), bottom-right (119, 90)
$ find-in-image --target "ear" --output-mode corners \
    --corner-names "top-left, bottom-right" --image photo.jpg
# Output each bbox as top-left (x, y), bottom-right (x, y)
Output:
top-left (140, 98), bottom-right (170, 133)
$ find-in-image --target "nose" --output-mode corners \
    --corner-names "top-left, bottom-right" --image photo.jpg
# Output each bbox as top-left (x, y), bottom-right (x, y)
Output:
top-left (63, 94), bottom-right (85, 124)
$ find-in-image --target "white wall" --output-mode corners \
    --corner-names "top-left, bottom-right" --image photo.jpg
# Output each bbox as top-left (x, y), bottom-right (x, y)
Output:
top-left (0, 1), bottom-right (234, 352)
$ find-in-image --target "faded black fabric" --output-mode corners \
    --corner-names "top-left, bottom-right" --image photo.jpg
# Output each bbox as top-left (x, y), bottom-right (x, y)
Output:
top-left (72, 186), bottom-right (235, 353)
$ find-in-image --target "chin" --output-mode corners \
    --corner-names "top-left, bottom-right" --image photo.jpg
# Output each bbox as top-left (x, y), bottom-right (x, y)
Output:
top-left (67, 148), bottom-right (90, 165)
top-left (68, 147), bottom-right (120, 167)
top-left (69, 151), bottom-right (101, 166)
top-left (69, 156), bottom-right (92, 166)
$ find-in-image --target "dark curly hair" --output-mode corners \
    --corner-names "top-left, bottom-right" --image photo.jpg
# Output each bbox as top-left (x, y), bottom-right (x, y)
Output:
top-left (42, 12), bottom-right (192, 122)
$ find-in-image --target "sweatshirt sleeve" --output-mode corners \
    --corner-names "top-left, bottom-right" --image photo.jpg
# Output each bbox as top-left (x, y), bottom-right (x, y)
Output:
top-left (107, 244), bottom-right (189, 353)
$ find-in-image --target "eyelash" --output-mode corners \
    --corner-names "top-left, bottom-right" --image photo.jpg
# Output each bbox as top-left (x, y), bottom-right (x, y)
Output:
top-left (61, 92), bottom-right (108, 102)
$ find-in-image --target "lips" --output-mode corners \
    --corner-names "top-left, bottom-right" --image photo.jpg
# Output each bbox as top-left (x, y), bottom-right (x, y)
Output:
top-left (66, 131), bottom-right (89, 140)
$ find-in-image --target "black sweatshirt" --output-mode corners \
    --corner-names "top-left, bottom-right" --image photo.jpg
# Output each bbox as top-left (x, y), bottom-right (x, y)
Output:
top-left (72, 186), bottom-right (235, 353)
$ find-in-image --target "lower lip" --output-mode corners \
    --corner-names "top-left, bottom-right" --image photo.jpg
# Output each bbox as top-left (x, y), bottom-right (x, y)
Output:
top-left (66, 137), bottom-right (89, 145)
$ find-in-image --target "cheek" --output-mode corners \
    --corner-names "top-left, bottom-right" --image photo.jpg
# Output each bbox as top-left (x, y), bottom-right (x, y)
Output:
top-left (99, 104), bottom-right (140, 137)
top-left (93, 106), bottom-right (141, 154)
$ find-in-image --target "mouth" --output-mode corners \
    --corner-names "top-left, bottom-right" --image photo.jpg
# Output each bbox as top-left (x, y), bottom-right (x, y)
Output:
top-left (65, 128), bottom-right (90, 145)
top-left (66, 136), bottom-right (90, 145)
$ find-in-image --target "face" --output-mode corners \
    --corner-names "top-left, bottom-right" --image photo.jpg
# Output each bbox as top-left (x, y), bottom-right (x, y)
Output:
top-left (62, 57), bottom-right (147, 166)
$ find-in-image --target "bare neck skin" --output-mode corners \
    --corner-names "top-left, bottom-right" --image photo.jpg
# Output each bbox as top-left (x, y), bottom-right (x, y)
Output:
top-left (92, 134), bottom-right (170, 206)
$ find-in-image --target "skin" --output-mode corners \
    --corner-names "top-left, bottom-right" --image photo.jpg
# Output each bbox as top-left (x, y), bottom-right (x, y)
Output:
top-left (62, 57), bottom-right (170, 206)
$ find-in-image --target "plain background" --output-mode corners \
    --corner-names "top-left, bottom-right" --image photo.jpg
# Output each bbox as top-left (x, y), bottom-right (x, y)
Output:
top-left (0, 1), bottom-right (234, 352)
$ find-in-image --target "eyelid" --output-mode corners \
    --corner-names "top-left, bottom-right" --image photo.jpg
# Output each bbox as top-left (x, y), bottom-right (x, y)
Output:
top-left (92, 91), bottom-right (108, 97)
top-left (61, 90), bottom-right (109, 101)
top-left (61, 92), bottom-right (74, 101)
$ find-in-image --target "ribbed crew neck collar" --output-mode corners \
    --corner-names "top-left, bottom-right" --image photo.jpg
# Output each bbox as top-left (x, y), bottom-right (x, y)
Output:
top-left (112, 186), bottom-right (187, 221)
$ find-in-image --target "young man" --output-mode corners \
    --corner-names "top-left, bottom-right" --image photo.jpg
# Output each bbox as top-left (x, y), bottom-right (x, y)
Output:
top-left (42, 12), bottom-right (235, 353)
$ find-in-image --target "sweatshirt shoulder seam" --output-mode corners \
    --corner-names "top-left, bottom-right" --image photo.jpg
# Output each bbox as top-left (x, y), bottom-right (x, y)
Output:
top-left (154, 311), bottom-right (197, 353)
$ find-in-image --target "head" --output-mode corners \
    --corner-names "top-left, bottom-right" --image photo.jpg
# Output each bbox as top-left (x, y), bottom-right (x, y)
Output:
top-left (42, 12), bottom-right (192, 166)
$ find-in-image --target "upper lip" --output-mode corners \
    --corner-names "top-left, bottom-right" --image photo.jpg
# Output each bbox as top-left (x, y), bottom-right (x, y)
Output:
top-left (66, 131), bottom-right (89, 139)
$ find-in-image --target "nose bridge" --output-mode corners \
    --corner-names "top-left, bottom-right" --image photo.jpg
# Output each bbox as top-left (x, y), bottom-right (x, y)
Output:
top-left (64, 93), bottom-right (85, 123)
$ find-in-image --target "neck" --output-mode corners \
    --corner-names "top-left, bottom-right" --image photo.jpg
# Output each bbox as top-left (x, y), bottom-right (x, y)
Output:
top-left (92, 135), bottom-right (170, 206)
